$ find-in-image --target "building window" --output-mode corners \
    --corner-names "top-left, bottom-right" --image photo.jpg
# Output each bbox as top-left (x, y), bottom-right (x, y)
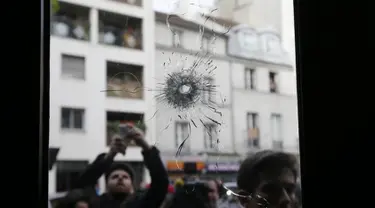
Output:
top-left (204, 124), bottom-right (217, 149)
top-left (245, 68), bottom-right (256, 90)
top-left (56, 161), bottom-right (89, 192)
top-left (271, 114), bottom-right (283, 150)
top-left (172, 29), bottom-right (183, 48)
top-left (106, 111), bottom-right (144, 146)
top-left (175, 122), bottom-right (190, 153)
top-left (51, 2), bottom-right (90, 41)
top-left (202, 77), bottom-right (214, 104)
top-left (106, 61), bottom-right (143, 99)
top-left (269, 72), bottom-right (278, 93)
top-left (61, 54), bottom-right (85, 80)
top-left (98, 10), bottom-right (143, 50)
top-left (247, 112), bottom-right (260, 148)
top-left (61, 108), bottom-right (85, 130)
top-left (201, 35), bottom-right (213, 52)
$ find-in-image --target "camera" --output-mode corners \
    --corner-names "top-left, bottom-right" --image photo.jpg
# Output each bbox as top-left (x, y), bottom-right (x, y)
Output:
top-left (119, 123), bottom-right (133, 139)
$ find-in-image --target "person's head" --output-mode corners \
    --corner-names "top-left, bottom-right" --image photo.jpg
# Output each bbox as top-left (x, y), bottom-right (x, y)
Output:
top-left (237, 150), bottom-right (298, 208)
top-left (74, 201), bottom-right (89, 208)
top-left (60, 189), bottom-right (93, 208)
top-left (207, 179), bottom-right (220, 202)
top-left (105, 163), bottom-right (135, 195)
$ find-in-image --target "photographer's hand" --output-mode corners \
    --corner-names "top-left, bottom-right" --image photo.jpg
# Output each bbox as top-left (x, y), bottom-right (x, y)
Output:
top-left (127, 126), bottom-right (151, 150)
top-left (105, 135), bottom-right (127, 159)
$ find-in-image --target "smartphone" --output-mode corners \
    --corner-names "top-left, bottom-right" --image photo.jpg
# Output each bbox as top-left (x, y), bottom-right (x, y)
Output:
top-left (119, 123), bottom-right (132, 139)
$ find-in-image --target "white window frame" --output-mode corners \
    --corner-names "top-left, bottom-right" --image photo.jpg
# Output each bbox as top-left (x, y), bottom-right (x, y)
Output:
top-left (175, 122), bottom-right (190, 152)
top-left (204, 124), bottom-right (217, 149)
top-left (271, 113), bottom-right (283, 149)
top-left (61, 107), bottom-right (85, 130)
top-left (172, 28), bottom-right (183, 48)
top-left (269, 71), bottom-right (279, 93)
top-left (61, 54), bottom-right (85, 80)
top-left (245, 68), bottom-right (256, 90)
top-left (247, 112), bottom-right (260, 148)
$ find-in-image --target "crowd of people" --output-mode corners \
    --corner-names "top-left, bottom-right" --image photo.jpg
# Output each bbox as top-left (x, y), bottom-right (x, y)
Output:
top-left (51, 125), bottom-right (302, 208)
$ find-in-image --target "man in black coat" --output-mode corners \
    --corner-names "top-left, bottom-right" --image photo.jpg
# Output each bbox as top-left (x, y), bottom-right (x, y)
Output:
top-left (74, 126), bottom-right (169, 208)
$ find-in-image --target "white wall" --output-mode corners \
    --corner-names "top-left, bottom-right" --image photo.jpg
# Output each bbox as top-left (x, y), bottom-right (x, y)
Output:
top-left (231, 62), bottom-right (299, 154)
top-left (49, 0), bottom-right (155, 193)
top-left (155, 22), bottom-right (227, 55)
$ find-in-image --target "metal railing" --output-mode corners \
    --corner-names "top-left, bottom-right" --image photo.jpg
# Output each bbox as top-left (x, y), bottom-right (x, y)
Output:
top-left (51, 15), bottom-right (90, 41)
top-left (99, 25), bottom-right (143, 50)
top-left (109, 0), bottom-right (143, 7)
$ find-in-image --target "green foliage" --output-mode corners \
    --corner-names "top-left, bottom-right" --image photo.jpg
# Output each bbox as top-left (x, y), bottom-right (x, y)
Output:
top-left (107, 121), bottom-right (146, 133)
top-left (52, 0), bottom-right (60, 14)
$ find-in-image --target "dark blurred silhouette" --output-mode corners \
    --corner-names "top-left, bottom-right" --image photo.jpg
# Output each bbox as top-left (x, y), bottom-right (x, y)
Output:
top-left (57, 188), bottom-right (98, 208)
top-left (237, 150), bottom-right (299, 208)
top-left (169, 181), bottom-right (213, 208)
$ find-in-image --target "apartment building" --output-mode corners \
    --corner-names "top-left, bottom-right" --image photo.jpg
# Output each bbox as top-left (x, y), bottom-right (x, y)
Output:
top-left (154, 12), bottom-right (299, 181)
top-left (227, 24), bottom-right (299, 156)
top-left (48, 0), bottom-right (155, 194)
top-left (154, 12), bottom-right (241, 182)
top-left (211, 0), bottom-right (299, 157)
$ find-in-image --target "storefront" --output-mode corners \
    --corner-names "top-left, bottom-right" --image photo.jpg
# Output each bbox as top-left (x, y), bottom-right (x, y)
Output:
top-left (165, 159), bottom-right (205, 182)
top-left (202, 162), bottom-right (241, 182)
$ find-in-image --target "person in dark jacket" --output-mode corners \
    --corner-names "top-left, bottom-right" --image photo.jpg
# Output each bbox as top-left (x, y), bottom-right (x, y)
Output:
top-left (236, 150), bottom-right (299, 208)
top-left (75, 125), bottom-right (169, 208)
top-left (57, 188), bottom-right (98, 208)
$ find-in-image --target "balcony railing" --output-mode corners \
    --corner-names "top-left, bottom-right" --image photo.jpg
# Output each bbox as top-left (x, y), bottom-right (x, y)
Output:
top-left (99, 25), bottom-right (142, 50)
top-left (109, 0), bottom-right (143, 7)
top-left (51, 15), bottom-right (90, 41)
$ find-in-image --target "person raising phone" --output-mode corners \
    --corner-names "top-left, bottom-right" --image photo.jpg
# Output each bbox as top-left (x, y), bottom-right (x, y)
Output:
top-left (74, 125), bottom-right (169, 208)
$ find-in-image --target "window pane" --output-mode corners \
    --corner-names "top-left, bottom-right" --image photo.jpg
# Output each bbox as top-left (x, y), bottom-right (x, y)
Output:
top-left (61, 108), bottom-right (71, 128)
top-left (73, 109), bottom-right (84, 129)
top-left (61, 55), bottom-right (85, 79)
top-left (56, 161), bottom-right (88, 192)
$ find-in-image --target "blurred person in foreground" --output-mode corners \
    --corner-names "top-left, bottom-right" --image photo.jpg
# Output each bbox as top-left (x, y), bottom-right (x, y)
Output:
top-left (74, 125), bottom-right (169, 208)
top-left (214, 180), bottom-right (242, 208)
top-left (169, 181), bottom-right (213, 208)
top-left (57, 189), bottom-right (98, 208)
top-left (206, 179), bottom-right (220, 208)
top-left (237, 150), bottom-right (299, 208)
top-left (144, 183), bottom-right (175, 208)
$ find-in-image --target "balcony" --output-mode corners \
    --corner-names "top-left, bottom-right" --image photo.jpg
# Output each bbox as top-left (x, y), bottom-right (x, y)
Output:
top-left (51, 1), bottom-right (90, 41)
top-left (109, 0), bottom-right (143, 7)
top-left (99, 10), bottom-right (143, 50)
top-left (106, 61), bottom-right (143, 99)
top-left (106, 111), bottom-right (144, 146)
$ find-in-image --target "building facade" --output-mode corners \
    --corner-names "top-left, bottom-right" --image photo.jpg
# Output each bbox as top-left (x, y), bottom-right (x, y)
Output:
top-left (214, 0), bottom-right (283, 34)
top-left (227, 25), bottom-right (299, 157)
top-left (213, 0), bottom-right (299, 157)
top-left (154, 12), bottom-right (299, 182)
top-left (154, 12), bottom-right (240, 182)
top-left (48, 0), bottom-right (155, 194)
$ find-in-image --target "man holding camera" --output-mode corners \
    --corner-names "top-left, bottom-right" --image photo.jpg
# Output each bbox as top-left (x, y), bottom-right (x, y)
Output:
top-left (74, 125), bottom-right (169, 208)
